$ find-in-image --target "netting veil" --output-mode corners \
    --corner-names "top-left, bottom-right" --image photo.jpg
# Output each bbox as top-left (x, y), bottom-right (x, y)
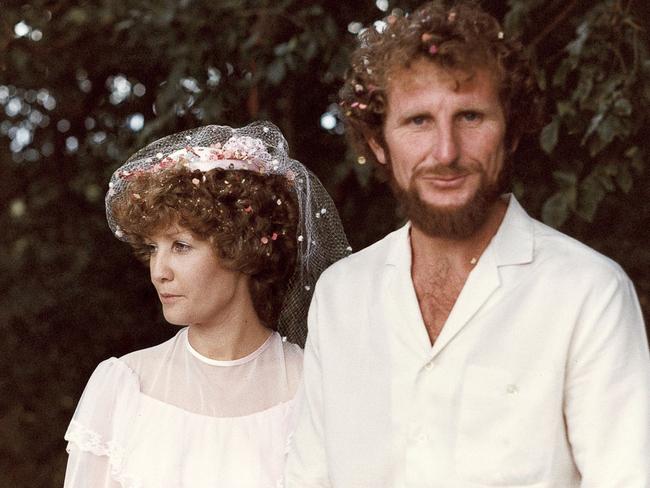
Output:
top-left (105, 121), bottom-right (351, 345)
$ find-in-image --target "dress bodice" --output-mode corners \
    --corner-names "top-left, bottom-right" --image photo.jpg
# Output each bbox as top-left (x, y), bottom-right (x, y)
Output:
top-left (64, 328), bottom-right (303, 488)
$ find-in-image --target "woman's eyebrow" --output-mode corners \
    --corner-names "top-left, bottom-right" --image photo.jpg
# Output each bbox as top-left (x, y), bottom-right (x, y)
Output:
top-left (160, 227), bottom-right (190, 238)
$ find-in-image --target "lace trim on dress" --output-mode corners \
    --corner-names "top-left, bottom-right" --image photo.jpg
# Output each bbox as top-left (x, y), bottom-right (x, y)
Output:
top-left (65, 420), bottom-right (142, 488)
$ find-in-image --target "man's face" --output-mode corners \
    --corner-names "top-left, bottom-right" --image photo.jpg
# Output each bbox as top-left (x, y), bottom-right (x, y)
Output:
top-left (370, 59), bottom-right (508, 238)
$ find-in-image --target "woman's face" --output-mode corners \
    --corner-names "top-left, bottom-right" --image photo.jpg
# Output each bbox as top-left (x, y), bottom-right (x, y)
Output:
top-left (145, 225), bottom-right (250, 328)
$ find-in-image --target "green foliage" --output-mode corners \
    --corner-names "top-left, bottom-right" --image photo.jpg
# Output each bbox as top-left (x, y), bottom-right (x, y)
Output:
top-left (1, 1), bottom-right (649, 486)
top-left (519, 0), bottom-right (650, 227)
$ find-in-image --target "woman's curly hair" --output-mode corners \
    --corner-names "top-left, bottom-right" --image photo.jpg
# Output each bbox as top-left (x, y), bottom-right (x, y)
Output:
top-left (339, 0), bottom-right (544, 171)
top-left (110, 166), bottom-right (298, 329)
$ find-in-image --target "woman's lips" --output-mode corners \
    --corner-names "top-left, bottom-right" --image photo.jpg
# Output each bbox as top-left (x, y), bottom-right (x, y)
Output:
top-left (159, 293), bottom-right (183, 304)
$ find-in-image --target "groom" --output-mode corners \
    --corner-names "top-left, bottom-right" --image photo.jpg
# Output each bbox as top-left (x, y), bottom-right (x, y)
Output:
top-left (286, 1), bottom-right (650, 486)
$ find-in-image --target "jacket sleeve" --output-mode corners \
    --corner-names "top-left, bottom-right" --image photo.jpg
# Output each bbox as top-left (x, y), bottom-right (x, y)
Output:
top-left (284, 290), bottom-right (332, 487)
top-left (63, 358), bottom-right (141, 488)
top-left (564, 271), bottom-right (650, 487)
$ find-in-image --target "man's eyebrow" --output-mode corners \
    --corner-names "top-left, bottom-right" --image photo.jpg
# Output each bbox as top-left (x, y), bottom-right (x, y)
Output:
top-left (399, 110), bottom-right (431, 118)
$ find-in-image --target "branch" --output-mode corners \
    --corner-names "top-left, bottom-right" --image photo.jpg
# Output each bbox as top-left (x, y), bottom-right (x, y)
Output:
top-left (530, 0), bottom-right (581, 49)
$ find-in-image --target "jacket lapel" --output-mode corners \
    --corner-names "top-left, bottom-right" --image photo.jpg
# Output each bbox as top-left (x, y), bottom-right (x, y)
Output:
top-left (430, 245), bottom-right (500, 358)
top-left (431, 196), bottom-right (535, 358)
top-left (372, 196), bottom-right (535, 360)
top-left (378, 224), bottom-right (431, 359)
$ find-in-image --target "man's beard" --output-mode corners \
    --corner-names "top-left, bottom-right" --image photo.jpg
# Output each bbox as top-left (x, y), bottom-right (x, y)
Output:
top-left (388, 156), bottom-right (510, 240)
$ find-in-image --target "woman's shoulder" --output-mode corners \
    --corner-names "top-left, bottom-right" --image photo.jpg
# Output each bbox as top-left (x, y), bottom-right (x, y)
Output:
top-left (66, 357), bottom-right (143, 450)
top-left (119, 328), bottom-right (186, 375)
top-left (76, 330), bottom-right (180, 398)
top-left (84, 357), bottom-right (140, 392)
top-left (281, 338), bottom-right (303, 366)
top-left (278, 336), bottom-right (303, 395)
top-left (66, 331), bottom-right (185, 441)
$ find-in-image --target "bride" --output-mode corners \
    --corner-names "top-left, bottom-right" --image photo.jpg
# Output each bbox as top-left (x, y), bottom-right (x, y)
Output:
top-left (63, 122), bottom-right (349, 487)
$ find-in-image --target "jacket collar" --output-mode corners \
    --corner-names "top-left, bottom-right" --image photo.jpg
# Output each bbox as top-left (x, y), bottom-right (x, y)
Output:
top-left (384, 194), bottom-right (534, 269)
top-left (490, 195), bottom-right (534, 266)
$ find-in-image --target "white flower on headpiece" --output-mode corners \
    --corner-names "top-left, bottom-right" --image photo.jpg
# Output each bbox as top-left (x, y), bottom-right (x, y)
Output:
top-left (222, 136), bottom-right (269, 160)
top-left (159, 135), bottom-right (273, 174)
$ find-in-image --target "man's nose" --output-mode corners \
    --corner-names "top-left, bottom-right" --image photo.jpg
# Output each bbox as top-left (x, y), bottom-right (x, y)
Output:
top-left (150, 252), bottom-right (173, 283)
top-left (433, 121), bottom-right (459, 165)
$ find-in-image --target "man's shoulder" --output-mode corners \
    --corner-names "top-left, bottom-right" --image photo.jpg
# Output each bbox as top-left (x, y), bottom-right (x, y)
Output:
top-left (530, 217), bottom-right (627, 283)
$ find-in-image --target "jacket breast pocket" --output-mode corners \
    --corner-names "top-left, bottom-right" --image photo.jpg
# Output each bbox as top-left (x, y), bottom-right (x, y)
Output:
top-left (454, 364), bottom-right (556, 486)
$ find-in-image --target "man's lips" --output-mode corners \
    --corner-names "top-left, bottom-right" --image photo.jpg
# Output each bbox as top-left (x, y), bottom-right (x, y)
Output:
top-left (418, 172), bottom-right (470, 188)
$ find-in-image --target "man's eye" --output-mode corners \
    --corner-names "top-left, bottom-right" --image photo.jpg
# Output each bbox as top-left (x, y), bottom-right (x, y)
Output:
top-left (460, 111), bottom-right (482, 123)
top-left (410, 115), bottom-right (429, 126)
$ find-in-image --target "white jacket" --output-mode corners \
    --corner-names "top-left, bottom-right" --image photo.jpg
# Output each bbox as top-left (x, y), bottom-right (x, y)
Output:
top-left (286, 196), bottom-right (650, 488)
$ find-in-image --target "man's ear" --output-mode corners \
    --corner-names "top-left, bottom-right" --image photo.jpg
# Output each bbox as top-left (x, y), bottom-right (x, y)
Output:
top-left (506, 129), bottom-right (521, 155)
top-left (509, 136), bottom-right (520, 154)
top-left (368, 137), bottom-right (387, 165)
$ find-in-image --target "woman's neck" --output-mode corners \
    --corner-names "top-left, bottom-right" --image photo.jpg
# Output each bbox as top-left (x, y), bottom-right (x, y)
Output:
top-left (187, 317), bottom-right (272, 361)
top-left (186, 286), bottom-right (272, 361)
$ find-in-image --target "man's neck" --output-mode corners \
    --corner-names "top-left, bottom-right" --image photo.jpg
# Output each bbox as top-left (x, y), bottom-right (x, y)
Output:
top-left (410, 197), bottom-right (509, 275)
top-left (409, 197), bottom-right (509, 345)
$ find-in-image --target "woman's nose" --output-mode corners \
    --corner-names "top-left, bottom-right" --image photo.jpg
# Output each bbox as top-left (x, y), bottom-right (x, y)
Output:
top-left (150, 252), bottom-right (173, 283)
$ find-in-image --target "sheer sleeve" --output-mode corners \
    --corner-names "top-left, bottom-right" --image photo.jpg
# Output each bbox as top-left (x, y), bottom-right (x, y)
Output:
top-left (64, 358), bottom-right (142, 488)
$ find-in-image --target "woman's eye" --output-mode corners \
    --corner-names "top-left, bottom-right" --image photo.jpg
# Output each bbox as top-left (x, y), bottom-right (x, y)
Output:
top-left (173, 241), bottom-right (191, 253)
top-left (144, 244), bottom-right (157, 254)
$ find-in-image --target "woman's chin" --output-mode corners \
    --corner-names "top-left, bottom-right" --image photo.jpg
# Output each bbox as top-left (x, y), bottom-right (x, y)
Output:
top-left (161, 310), bottom-right (188, 326)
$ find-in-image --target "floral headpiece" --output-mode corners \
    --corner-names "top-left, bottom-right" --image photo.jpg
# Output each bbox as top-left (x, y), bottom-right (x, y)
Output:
top-left (116, 135), bottom-right (276, 182)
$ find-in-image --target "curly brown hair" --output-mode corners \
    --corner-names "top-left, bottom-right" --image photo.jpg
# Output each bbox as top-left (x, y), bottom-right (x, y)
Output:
top-left (340, 0), bottom-right (544, 171)
top-left (110, 166), bottom-right (299, 329)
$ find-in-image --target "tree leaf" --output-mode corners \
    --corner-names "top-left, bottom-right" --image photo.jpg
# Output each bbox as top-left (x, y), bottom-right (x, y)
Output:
top-left (511, 178), bottom-right (525, 200)
top-left (625, 146), bottom-right (645, 173)
top-left (504, 3), bottom-right (526, 34)
top-left (65, 7), bottom-right (89, 25)
top-left (587, 135), bottom-right (608, 158)
top-left (593, 115), bottom-right (631, 155)
top-left (599, 74), bottom-right (626, 96)
top-left (577, 171), bottom-right (607, 222)
top-left (552, 59), bottom-right (573, 88)
top-left (540, 117), bottom-right (560, 154)
top-left (615, 163), bottom-right (633, 193)
top-left (273, 42), bottom-right (291, 57)
top-left (598, 172), bottom-right (616, 192)
top-left (567, 21), bottom-right (590, 57)
top-left (303, 39), bottom-right (318, 61)
top-left (542, 191), bottom-right (570, 227)
top-left (552, 170), bottom-right (577, 187)
top-left (583, 112), bottom-right (604, 141)
top-left (556, 100), bottom-right (576, 118)
top-left (574, 68), bottom-right (594, 103)
top-left (613, 98), bottom-right (632, 117)
top-left (266, 58), bottom-right (286, 85)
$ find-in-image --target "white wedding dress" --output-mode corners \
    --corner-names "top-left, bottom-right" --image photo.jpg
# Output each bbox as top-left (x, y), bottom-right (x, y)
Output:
top-left (64, 328), bottom-right (303, 488)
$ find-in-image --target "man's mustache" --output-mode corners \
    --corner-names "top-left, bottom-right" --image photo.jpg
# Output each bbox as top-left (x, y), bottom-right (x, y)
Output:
top-left (412, 162), bottom-right (481, 178)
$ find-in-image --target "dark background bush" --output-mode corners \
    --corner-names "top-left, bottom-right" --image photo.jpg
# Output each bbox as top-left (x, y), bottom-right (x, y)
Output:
top-left (1, 1), bottom-right (648, 485)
